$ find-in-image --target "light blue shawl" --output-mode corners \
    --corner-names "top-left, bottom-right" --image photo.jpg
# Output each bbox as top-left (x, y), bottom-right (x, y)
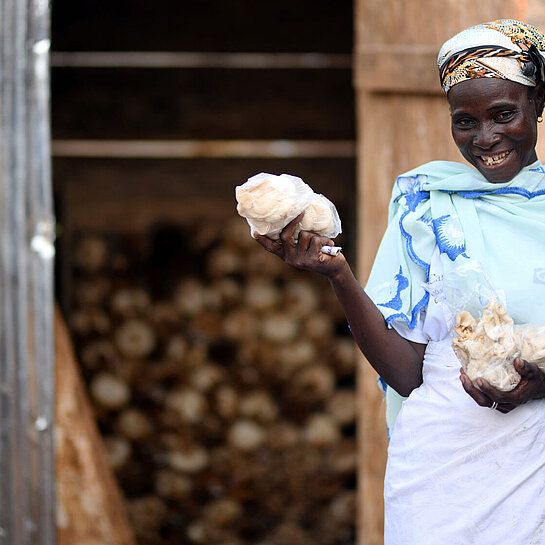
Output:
top-left (365, 160), bottom-right (545, 429)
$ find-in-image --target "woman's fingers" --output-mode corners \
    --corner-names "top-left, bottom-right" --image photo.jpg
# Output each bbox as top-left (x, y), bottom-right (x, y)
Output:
top-left (460, 371), bottom-right (492, 407)
top-left (254, 234), bottom-right (283, 257)
top-left (309, 235), bottom-right (334, 251)
top-left (257, 213), bottom-right (345, 276)
top-left (460, 358), bottom-right (545, 414)
top-left (280, 213), bottom-right (304, 249)
top-left (296, 229), bottom-right (313, 252)
top-left (515, 357), bottom-right (543, 382)
top-left (460, 373), bottom-right (515, 413)
top-left (255, 213), bottom-right (305, 258)
top-left (474, 379), bottom-right (515, 412)
top-left (475, 378), bottom-right (505, 400)
top-left (496, 358), bottom-right (545, 404)
top-left (309, 235), bottom-right (334, 262)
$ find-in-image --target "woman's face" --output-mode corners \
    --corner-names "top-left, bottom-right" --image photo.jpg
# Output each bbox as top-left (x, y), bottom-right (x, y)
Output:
top-left (448, 78), bottom-right (543, 183)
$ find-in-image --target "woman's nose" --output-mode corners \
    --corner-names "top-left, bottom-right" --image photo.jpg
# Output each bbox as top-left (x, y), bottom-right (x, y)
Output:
top-left (473, 123), bottom-right (501, 149)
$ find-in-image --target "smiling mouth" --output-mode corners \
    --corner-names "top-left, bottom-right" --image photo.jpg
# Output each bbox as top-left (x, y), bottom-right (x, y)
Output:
top-left (478, 150), bottom-right (511, 166)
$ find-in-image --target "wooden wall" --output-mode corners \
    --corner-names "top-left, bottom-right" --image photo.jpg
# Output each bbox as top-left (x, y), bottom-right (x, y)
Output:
top-left (354, 2), bottom-right (526, 544)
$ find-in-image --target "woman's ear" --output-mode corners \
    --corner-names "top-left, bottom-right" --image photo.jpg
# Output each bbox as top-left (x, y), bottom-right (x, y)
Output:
top-left (535, 82), bottom-right (545, 118)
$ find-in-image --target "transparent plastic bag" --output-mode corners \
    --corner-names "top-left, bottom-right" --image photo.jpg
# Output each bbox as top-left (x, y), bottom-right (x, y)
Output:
top-left (452, 299), bottom-right (521, 391)
top-left (235, 172), bottom-right (342, 240)
top-left (295, 193), bottom-right (342, 240)
top-left (518, 323), bottom-right (545, 369)
top-left (443, 261), bottom-right (545, 391)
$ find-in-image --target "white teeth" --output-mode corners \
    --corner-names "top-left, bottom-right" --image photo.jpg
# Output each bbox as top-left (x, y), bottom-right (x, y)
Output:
top-left (481, 150), bottom-right (510, 166)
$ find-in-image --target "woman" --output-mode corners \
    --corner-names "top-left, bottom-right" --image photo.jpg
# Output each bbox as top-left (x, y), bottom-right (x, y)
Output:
top-left (256, 19), bottom-right (545, 545)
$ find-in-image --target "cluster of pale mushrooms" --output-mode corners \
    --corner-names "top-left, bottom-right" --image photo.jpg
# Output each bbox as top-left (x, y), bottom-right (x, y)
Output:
top-left (452, 300), bottom-right (545, 391)
top-left (235, 173), bottom-right (341, 240)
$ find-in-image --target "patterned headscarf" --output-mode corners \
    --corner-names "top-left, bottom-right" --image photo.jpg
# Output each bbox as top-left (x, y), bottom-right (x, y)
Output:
top-left (438, 19), bottom-right (545, 94)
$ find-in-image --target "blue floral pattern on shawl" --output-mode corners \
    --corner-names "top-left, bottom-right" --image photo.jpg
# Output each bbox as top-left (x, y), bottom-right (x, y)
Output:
top-left (365, 160), bottom-right (545, 331)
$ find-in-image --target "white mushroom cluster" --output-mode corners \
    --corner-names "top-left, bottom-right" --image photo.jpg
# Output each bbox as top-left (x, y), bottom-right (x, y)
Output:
top-left (235, 172), bottom-right (341, 240)
top-left (452, 300), bottom-right (545, 391)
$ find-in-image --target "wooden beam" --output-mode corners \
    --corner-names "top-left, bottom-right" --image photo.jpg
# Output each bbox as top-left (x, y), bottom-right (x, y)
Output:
top-left (50, 51), bottom-right (353, 70)
top-left (52, 139), bottom-right (356, 158)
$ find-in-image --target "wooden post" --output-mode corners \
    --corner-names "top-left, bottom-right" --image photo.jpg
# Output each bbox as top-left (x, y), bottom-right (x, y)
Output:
top-left (0, 0), bottom-right (56, 543)
top-left (354, 2), bottom-right (525, 544)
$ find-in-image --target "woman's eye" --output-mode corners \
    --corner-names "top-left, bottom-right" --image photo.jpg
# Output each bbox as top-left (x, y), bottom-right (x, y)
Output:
top-left (454, 118), bottom-right (474, 128)
top-left (495, 111), bottom-right (515, 122)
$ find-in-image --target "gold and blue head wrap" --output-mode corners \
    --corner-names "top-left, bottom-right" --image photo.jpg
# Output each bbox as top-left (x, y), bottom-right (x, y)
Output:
top-left (438, 19), bottom-right (545, 94)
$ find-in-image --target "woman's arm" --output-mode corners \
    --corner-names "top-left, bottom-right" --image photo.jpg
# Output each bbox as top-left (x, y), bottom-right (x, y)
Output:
top-left (327, 262), bottom-right (425, 396)
top-left (255, 215), bottom-right (425, 397)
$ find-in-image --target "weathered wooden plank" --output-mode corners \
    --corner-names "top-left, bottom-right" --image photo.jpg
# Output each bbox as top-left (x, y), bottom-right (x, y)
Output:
top-left (0, 0), bottom-right (56, 543)
top-left (50, 51), bottom-right (353, 69)
top-left (51, 139), bottom-right (356, 158)
top-left (55, 307), bottom-right (137, 545)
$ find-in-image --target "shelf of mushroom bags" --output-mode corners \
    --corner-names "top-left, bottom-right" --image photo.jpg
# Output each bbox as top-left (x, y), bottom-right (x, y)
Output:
top-left (63, 201), bottom-right (358, 545)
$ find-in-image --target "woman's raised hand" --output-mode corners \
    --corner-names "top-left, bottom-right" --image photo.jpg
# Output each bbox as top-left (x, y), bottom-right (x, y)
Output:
top-left (460, 358), bottom-right (545, 413)
top-left (255, 213), bottom-right (347, 279)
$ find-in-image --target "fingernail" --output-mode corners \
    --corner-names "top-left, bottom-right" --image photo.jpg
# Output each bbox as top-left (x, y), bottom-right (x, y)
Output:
top-left (476, 379), bottom-right (483, 388)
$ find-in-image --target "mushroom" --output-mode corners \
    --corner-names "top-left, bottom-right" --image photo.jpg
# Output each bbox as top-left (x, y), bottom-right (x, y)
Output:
top-left (165, 387), bottom-right (208, 425)
top-left (115, 408), bottom-right (154, 441)
top-left (227, 420), bottom-right (266, 452)
top-left (303, 413), bottom-right (341, 446)
top-left (75, 235), bottom-right (109, 273)
top-left (114, 318), bottom-right (156, 359)
top-left (103, 435), bottom-right (132, 470)
top-left (110, 287), bottom-right (151, 318)
top-left (89, 371), bottom-right (131, 410)
top-left (452, 300), bottom-right (521, 390)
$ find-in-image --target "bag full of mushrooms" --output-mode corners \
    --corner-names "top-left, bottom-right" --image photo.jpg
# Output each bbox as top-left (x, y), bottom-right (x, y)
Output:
top-left (446, 263), bottom-right (545, 391)
top-left (235, 172), bottom-right (342, 240)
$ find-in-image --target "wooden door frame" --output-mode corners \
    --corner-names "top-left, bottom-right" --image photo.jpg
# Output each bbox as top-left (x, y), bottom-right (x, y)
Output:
top-left (0, 1), bottom-right (56, 543)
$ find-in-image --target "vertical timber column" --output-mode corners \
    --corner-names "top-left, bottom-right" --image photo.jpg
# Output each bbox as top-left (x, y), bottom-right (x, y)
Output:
top-left (0, 0), bottom-right (56, 544)
top-left (353, 2), bottom-right (524, 544)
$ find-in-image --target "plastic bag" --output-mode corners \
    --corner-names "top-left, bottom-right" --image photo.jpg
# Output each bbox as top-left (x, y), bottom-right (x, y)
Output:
top-left (452, 299), bottom-right (521, 391)
top-left (445, 261), bottom-right (545, 391)
top-left (235, 172), bottom-right (342, 240)
top-left (518, 324), bottom-right (545, 369)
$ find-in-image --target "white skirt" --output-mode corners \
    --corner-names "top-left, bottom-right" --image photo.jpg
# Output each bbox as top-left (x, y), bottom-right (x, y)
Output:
top-left (384, 339), bottom-right (545, 545)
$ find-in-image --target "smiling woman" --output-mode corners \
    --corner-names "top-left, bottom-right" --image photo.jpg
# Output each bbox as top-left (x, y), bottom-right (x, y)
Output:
top-left (255, 17), bottom-right (545, 545)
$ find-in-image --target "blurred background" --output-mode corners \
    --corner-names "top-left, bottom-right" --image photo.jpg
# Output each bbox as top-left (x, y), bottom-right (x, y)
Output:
top-left (51, 2), bottom-right (357, 545)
